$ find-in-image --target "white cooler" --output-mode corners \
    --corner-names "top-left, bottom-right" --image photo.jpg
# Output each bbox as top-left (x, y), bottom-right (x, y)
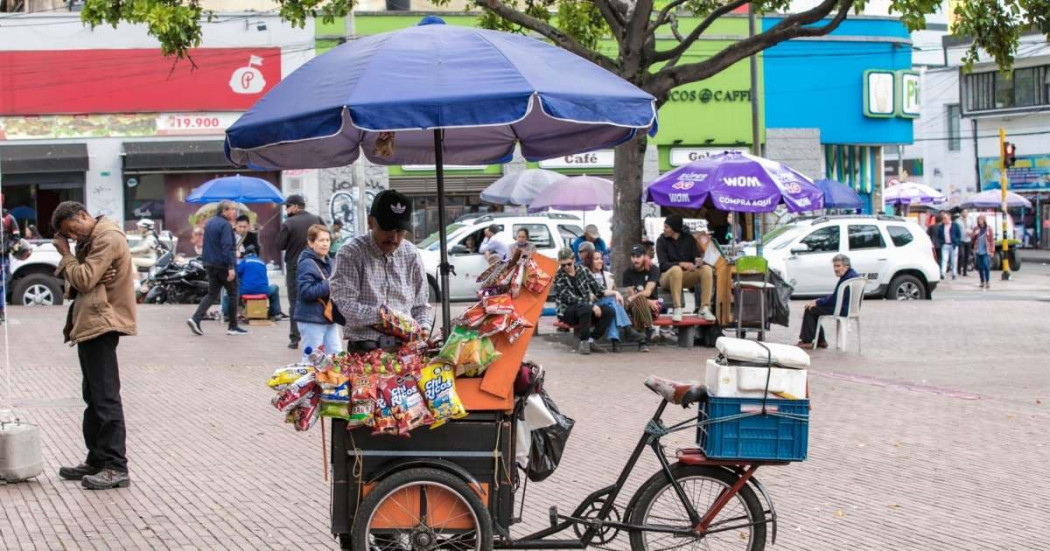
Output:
top-left (704, 359), bottom-right (808, 399)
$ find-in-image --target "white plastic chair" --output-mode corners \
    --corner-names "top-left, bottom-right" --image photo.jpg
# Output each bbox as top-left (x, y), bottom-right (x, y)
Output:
top-left (814, 277), bottom-right (867, 352)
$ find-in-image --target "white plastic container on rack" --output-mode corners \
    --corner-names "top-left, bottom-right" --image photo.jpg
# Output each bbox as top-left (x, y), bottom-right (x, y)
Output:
top-left (704, 359), bottom-right (808, 399)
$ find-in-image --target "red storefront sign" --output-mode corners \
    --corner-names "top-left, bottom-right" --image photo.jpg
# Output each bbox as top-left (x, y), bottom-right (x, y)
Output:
top-left (0, 48), bottom-right (281, 115)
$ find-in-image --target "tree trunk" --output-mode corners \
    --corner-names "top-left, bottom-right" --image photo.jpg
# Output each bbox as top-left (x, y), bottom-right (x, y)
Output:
top-left (611, 132), bottom-right (648, 274)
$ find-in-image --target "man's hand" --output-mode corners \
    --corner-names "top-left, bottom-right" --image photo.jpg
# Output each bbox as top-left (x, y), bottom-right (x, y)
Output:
top-left (592, 304), bottom-right (602, 317)
top-left (612, 291), bottom-right (624, 305)
top-left (805, 300), bottom-right (817, 309)
top-left (101, 267), bottom-right (118, 285)
top-left (227, 268), bottom-right (236, 282)
top-left (53, 235), bottom-right (72, 255)
top-left (679, 261), bottom-right (695, 271)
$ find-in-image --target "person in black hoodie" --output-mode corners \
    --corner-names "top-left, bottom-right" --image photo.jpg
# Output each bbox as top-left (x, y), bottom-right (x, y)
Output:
top-left (277, 194), bottom-right (324, 349)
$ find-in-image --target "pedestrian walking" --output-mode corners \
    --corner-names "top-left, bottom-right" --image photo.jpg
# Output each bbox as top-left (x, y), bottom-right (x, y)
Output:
top-left (972, 214), bottom-right (995, 289)
top-left (330, 220), bottom-right (345, 258)
top-left (933, 212), bottom-right (961, 280)
top-left (295, 224), bottom-right (343, 361)
top-left (51, 201), bottom-right (137, 490)
top-left (958, 209), bottom-right (973, 276)
top-left (187, 201), bottom-right (248, 336)
top-left (0, 194), bottom-right (20, 324)
top-left (277, 194), bottom-right (324, 349)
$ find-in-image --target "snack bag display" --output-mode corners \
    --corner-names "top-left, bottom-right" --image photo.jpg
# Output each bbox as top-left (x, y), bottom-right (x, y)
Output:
top-left (476, 260), bottom-right (507, 284)
top-left (457, 338), bottom-right (482, 373)
top-left (348, 373), bottom-right (378, 429)
top-left (319, 401), bottom-right (350, 419)
top-left (271, 372), bottom-right (317, 412)
top-left (458, 336), bottom-right (501, 377)
top-left (437, 326), bottom-right (473, 365)
top-left (508, 261), bottom-right (526, 298)
top-left (418, 363), bottom-right (467, 428)
top-left (455, 302), bottom-right (488, 328)
top-left (482, 294), bottom-right (515, 315)
top-left (293, 391), bottom-right (321, 431)
top-left (267, 364), bottom-right (315, 390)
top-left (372, 375), bottom-right (400, 436)
top-left (505, 313), bottom-right (535, 344)
top-left (477, 314), bottom-right (510, 338)
top-left (385, 372), bottom-right (434, 436)
top-left (372, 305), bottom-right (424, 342)
top-left (523, 258), bottom-right (553, 294)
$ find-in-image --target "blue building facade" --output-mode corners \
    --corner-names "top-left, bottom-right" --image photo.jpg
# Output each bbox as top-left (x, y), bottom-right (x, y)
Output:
top-left (763, 17), bottom-right (915, 213)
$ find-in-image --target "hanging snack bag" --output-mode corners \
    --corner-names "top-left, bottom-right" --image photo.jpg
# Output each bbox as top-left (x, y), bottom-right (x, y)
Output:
top-left (319, 401), bottom-right (350, 419)
top-left (267, 364), bottom-right (315, 390)
top-left (455, 302), bottom-right (488, 328)
top-left (456, 337), bottom-right (483, 375)
top-left (372, 375), bottom-right (400, 436)
top-left (436, 326), bottom-right (472, 365)
top-left (476, 260), bottom-right (507, 284)
top-left (508, 261), bottom-right (527, 298)
top-left (458, 336), bottom-right (501, 378)
top-left (272, 372), bottom-right (317, 412)
top-left (372, 305), bottom-right (424, 342)
top-left (418, 363), bottom-right (467, 429)
top-left (477, 313), bottom-right (510, 338)
top-left (348, 372), bottom-right (378, 429)
top-left (482, 294), bottom-right (515, 315)
top-left (386, 372), bottom-right (434, 436)
top-left (505, 313), bottom-right (535, 344)
top-left (523, 258), bottom-right (553, 294)
top-left (293, 391), bottom-right (321, 432)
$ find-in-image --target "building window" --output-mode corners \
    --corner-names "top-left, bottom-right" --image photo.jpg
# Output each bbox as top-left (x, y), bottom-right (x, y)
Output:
top-left (947, 104), bottom-right (961, 151)
top-left (964, 65), bottom-right (1050, 113)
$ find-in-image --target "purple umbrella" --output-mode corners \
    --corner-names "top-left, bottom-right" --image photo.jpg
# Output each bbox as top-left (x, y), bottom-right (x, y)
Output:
top-left (528, 175), bottom-right (613, 213)
top-left (959, 189), bottom-right (1031, 209)
top-left (882, 181), bottom-right (946, 206)
top-left (645, 152), bottom-right (822, 213)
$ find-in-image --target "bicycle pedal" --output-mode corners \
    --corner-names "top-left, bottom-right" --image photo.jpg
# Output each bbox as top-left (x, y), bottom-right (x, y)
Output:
top-left (549, 506), bottom-right (559, 528)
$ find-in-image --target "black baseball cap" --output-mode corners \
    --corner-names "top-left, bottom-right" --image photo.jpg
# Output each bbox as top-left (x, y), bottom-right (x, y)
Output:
top-left (630, 244), bottom-right (647, 256)
top-left (285, 194), bottom-right (306, 207)
top-left (370, 189), bottom-right (412, 231)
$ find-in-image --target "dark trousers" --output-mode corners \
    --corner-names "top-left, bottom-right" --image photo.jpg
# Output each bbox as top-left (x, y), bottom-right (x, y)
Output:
top-left (192, 265), bottom-right (239, 329)
top-left (560, 303), bottom-right (614, 341)
top-left (77, 332), bottom-right (127, 472)
top-left (959, 242), bottom-right (972, 275)
top-left (286, 265), bottom-right (300, 343)
top-left (799, 305), bottom-right (834, 345)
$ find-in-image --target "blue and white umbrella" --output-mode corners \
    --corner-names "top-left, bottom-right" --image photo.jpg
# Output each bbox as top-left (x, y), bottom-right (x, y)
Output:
top-left (185, 174), bottom-right (284, 204)
top-left (224, 16), bottom-right (657, 331)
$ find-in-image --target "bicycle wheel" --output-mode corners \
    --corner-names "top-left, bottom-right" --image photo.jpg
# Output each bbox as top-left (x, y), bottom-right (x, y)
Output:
top-left (628, 464), bottom-right (766, 551)
top-left (351, 467), bottom-right (493, 551)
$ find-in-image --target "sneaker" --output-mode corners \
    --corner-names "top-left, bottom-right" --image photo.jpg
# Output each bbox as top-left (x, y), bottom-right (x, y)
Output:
top-left (226, 327), bottom-right (250, 336)
top-left (699, 307), bottom-right (715, 322)
top-left (58, 463), bottom-right (102, 481)
top-left (82, 468), bottom-right (130, 490)
top-left (639, 342), bottom-right (651, 353)
top-left (590, 342), bottom-right (607, 354)
top-left (622, 327), bottom-right (646, 344)
top-left (796, 341), bottom-right (814, 350)
top-left (270, 313), bottom-right (289, 321)
top-left (577, 340), bottom-right (591, 355)
top-left (611, 340), bottom-right (620, 353)
top-left (671, 308), bottom-right (683, 322)
top-left (186, 318), bottom-right (204, 336)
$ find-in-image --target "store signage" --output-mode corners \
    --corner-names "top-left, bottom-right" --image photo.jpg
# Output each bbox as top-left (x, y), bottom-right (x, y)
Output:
top-left (156, 112), bottom-right (242, 135)
top-left (897, 70), bottom-right (921, 118)
top-left (669, 147), bottom-right (746, 167)
top-left (538, 150), bottom-right (615, 169)
top-left (401, 164), bottom-right (488, 171)
top-left (0, 49), bottom-right (281, 115)
top-left (667, 89), bottom-right (751, 104)
top-left (863, 70), bottom-right (896, 118)
top-left (0, 112), bottom-right (241, 140)
top-left (979, 155), bottom-right (1050, 192)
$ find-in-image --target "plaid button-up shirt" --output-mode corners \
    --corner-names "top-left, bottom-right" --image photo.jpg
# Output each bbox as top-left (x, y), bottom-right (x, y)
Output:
top-left (330, 233), bottom-right (434, 342)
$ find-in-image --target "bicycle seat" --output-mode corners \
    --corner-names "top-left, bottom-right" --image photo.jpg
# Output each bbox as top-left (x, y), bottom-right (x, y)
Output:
top-left (644, 376), bottom-right (707, 407)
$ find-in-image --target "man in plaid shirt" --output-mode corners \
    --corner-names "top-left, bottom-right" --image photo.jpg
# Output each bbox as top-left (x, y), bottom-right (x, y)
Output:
top-left (330, 190), bottom-right (433, 350)
top-left (553, 248), bottom-right (615, 355)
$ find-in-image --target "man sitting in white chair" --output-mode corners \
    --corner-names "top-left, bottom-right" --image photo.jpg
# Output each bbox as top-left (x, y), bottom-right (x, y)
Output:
top-left (797, 254), bottom-right (859, 350)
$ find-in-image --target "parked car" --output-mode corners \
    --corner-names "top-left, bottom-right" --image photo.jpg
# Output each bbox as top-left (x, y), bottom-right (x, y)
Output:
top-left (417, 213), bottom-right (586, 301)
top-left (748, 215), bottom-right (941, 300)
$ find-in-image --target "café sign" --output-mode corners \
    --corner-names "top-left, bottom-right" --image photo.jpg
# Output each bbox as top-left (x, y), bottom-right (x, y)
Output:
top-left (539, 150), bottom-right (615, 169)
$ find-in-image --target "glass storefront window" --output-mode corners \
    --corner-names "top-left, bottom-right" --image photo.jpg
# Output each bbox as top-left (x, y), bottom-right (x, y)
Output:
top-left (124, 174), bottom-right (166, 227)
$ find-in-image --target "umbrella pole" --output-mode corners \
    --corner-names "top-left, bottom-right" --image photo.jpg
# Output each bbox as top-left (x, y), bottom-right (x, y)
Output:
top-left (434, 129), bottom-right (452, 337)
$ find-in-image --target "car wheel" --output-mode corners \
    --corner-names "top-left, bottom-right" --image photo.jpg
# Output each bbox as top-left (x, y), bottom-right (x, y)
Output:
top-left (991, 252), bottom-right (1003, 270)
top-left (887, 274), bottom-right (925, 301)
top-left (1008, 250), bottom-right (1021, 271)
top-left (13, 274), bottom-right (65, 306)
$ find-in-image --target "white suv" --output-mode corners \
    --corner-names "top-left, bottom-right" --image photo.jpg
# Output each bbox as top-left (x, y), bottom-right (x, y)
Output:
top-left (417, 214), bottom-right (586, 301)
top-left (752, 215), bottom-right (941, 300)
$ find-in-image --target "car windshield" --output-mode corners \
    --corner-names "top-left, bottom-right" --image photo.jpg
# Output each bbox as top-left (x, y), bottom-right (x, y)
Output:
top-left (419, 224), bottom-right (465, 251)
top-left (767, 226), bottom-right (806, 250)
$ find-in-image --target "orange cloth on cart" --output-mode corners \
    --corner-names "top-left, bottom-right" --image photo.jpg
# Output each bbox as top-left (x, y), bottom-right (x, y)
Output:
top-left (458, 253), bottom-right (556, 412)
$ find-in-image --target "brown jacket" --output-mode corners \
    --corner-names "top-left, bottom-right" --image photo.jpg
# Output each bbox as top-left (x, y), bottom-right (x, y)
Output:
top-left (58, 217), bottom-right (138, 345)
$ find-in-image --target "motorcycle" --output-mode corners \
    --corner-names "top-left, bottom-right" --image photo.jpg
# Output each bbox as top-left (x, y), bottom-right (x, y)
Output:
top-left (138, 250), bottom-right (210, 304)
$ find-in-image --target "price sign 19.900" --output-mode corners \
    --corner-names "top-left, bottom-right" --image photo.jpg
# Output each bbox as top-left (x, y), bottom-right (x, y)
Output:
top-left (156, 112), bottom-right (240, 135)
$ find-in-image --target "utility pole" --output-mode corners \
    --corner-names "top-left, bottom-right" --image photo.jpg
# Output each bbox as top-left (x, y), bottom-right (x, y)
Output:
top-left (999, 128), bottom-right (1013, 281)
top-left (748, 3), bottom-right (762, 256)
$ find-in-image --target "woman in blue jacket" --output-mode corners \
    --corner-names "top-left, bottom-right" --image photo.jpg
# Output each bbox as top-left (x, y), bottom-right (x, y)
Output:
top-left (295, 224), bottom-right (342, 360)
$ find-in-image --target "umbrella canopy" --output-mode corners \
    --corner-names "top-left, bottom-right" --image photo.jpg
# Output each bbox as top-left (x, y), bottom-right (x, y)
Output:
top-left (528, 176), bottom-right (613, 213)
top-left (224, 18), bottom-right (657, 169)
top-left (959, 189), bottom-right (1032, 209)
top-left (813, 179), bottom-right (863, 210)
top-left (481, 169), bottom-right (564, 206)
top-left (9, 206), bottom-right (36, 221)
top-left (185, 175), bottom-right (284, 204)
top-left (883, 182), bottom-right (946, 206)
top-left (645, 152), bottom-right (823, 213)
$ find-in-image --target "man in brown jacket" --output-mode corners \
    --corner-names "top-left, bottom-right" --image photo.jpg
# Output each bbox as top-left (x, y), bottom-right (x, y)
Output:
top-left (52, 201), bottom-right (137, 490)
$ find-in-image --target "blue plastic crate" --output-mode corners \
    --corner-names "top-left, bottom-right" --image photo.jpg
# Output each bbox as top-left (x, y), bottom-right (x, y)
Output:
top-left (697, 396), bottom-right (810, 462)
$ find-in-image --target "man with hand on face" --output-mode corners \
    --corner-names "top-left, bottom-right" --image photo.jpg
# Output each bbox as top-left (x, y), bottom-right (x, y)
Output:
top-left (330, 190), bottom-right (433, 353)
top-left (51, 201), bottom-right (137, 490)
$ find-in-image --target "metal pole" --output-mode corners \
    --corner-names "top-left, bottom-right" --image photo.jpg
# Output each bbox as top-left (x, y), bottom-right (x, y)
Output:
top-left (971, 119), bottom-right (980, 193)
top-left (748, 3), bottom-right (763, 257)
top-left (999, 127), bottom-right (1011, 281)
top-left (433, 129), bottom-right (452, 335)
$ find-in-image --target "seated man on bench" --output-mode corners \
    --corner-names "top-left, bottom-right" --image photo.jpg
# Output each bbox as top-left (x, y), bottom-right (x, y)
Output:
top-left (234, 245), bottom-right (287, 321)
top-left (620, 244), bottom-right (661, 349)
top-left (553, 248), bottom-right (615, 356)
top-left (656, 215), bottom-right (715, 322)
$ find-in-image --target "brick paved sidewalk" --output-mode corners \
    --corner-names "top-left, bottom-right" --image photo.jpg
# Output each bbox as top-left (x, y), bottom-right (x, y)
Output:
top-left (0, 290), bottom-right (1047, 550)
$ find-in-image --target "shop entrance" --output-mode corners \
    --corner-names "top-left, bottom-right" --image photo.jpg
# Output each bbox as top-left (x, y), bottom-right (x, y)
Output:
top-left (1, 175), bottom-right (85, 238)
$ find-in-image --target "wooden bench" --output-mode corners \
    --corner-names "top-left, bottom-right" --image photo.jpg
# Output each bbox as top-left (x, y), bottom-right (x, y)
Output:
top-left (553, 315), bottom-right (715, 348)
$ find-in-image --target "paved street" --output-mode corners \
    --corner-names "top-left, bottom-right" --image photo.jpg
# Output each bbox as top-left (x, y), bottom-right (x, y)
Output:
top-left (1, 263), bottom-right (1048, 550)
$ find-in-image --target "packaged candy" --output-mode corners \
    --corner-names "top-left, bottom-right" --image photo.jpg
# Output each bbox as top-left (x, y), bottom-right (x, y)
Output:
top-left (523, 258), bottom-right (553, 294)
top-left (271, 372), bottom-right (317, 412)
top-left (319, 401), bottom-right (350, 419)
top-left (418, 363), bottom-right (467, 429)
top-left (348, 373), bottom-right (378, 429)
top-left (478, 314), bottom-right (510, 338)
top-left (385, 372), bottom-right (434, 436)
top-left (372, 305), bottom-right (424, 342)
top-left (372, 375), bottom-right (400, 436)
top-left (455, 302), bottom-right (488, 328)
top-left (267, 364), bottom-right (315, 389)
top-left (293, 391), bottom-right (321, 431)
top-left (483, 294), bottom-right (515, 315)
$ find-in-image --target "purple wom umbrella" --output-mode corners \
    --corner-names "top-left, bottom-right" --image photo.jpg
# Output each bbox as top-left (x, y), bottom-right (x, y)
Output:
top-left (528, 175), bottom-right (614, 213)
top-left (882, 181), bottom-right (946, 206)
top-left (645, 152), bottom-right (823, 213)
top-left (959, 189), bottom-right (1031, 209)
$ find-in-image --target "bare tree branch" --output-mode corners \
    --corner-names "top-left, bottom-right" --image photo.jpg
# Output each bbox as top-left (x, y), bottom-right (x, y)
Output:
top-left (650, 0), bottom-right (690, 33)
top-left (650, 0), bottom-right (753, 63)
top-left (649, 0), bottom-right (854, 97)
top-left (669, 13), bottom-right (686, 42)
top-left (477, 0), bottom-right (620, 72)
top-left (592, 0), bottom-right (625, 37)
top-left (622, 0), bottom-right (656, 76)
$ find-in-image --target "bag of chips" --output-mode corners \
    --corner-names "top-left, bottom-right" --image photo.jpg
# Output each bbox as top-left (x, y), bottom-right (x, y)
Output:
top-left (293, 391), bottom-right (321, 431)
top-left (459, 336), bottom-right (501, 377)
top-left (267, 364), bottom-right (315, 389)
top-left (437, 326), bottom-right (473, 365)
top-left (523, 258), bottom-right (553, 294)
top-left (457, 338), bottom-right (482, 373)
top-left (455, 302), bottom-right (488, 328)
top-left (418, 363), bottom-right (468, 429)
top-left (372, 375), bottom-right (400, 436)
top-left (319, 401), bottom-right (350, 419)
top-left (477, 314), bottom-right (510, 338)
top-left (372, 305), bottom-right (424, 342)
top-left (271, 372), bottom-right (317, 412)
top-left (508, 262), bottom-right (526, 298)
top-left (348, 373), bottom-right (378, 429)
top-left (386, 372), bottom-right (434, 436)
top-left (505, 313), bottom-right (535, 345)
top-left (483, 294), bottom-right (515, 315)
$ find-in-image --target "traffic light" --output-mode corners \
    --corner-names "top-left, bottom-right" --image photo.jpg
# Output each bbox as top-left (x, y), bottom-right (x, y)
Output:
top-left (1003, 142), bottom-right (1017, 168)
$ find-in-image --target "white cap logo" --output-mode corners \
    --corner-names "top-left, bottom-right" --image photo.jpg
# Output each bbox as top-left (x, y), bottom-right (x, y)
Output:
top-left (390, 202), bottom-right (406, 214)
top-left (230, 55), bottom-right (266, 95)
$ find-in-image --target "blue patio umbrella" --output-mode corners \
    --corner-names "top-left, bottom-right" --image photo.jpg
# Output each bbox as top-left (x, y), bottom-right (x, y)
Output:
top-left (185, 175), bottom-right (284, 204)
top-left (224, 16), bottom-right (657, 331)
top-left (9, 206), bottom-right (36, 221)
top-left (813, 179), bottom-right (863, 210)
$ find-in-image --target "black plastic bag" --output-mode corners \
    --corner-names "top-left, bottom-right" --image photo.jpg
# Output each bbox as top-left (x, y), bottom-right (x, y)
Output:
top-left (527, 389), bottom-right (574, 482)
top-left (768, 269), bottom-right (794, 327)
